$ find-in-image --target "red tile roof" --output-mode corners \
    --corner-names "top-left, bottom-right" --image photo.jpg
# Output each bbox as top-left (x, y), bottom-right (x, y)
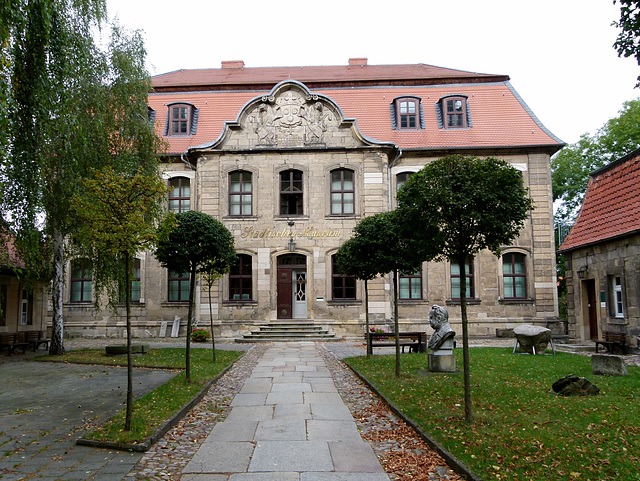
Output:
top-left (149, 61), bottom-right (563, 155)
top-left (559, 149), bottom-right (640, 252)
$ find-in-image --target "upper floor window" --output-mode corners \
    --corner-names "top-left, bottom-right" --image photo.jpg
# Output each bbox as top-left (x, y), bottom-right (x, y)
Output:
top-left (164, 103), bottom-right (199, 136)
top-left (70, 259), bottom-right (92, 303)
top-left (613, 276), bottom-right (624, 318)
top-left (437, 95), bottom-right (471, 129)
top-left (390, 97), bottom-right (424, 130)
top-left (230, 254), bottom-right (252, 301)
top-left (229, 171), bottom-right (252, 216)
top-left (396, 172), bottom-right (413, 193)
top-left (503, 253), bottom-right (526, 299)
top-left (168, 271), bottom-right (189, 302)
top-left (330, 169), bottom-right (354, 215)
top-left (451, 259), bottom-right (475, 299)
top-left (332, 255), bottom-right (356, 300)
top-left (280, 170), bottom-right (303, 216)
top-left (399, 268), bottom-right (422, 300)
top-left (169, 177), bottom-right (190, 213)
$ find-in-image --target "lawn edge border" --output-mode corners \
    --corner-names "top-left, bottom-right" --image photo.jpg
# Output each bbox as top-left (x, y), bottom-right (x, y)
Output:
top-left (75, 355), bottom-right (240, 452)
top-left (345, 361), bottom-right (483, 481)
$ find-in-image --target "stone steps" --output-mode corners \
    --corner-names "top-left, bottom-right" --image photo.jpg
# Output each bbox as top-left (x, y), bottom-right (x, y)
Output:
top-left (236, 320), bottom-right (338, 343)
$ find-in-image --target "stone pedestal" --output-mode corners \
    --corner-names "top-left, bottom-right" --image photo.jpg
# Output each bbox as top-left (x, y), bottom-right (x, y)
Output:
top-left (428, 338), bottom-right (456, 372)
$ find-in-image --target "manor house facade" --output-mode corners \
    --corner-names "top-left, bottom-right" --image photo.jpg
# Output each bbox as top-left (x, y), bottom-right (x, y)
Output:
top-left (57, 59), bottom-right (563, 339)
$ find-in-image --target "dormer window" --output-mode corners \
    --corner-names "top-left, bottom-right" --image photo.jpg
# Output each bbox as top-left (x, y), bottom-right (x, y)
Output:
top-left (390, 97), bottom-right (424, 130)
top-left (436, 95), bottom-right (471, 129)
top-left (164, 102), bottom-right (199, 136)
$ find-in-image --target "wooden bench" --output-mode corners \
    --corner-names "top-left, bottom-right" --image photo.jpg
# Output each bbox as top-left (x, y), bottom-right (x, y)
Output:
top-left (594, 331), bottom-right (627, 354)
top-left (0, 333), bottom-right (30, 356)
top-left (367, 332), bottom-right (426, 355)
top-left (24, 330), bottom-right (51, 352)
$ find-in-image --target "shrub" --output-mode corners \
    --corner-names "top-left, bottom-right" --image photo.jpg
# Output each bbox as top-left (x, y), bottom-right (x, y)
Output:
top-left (191, 328), bottom-right (211, 342)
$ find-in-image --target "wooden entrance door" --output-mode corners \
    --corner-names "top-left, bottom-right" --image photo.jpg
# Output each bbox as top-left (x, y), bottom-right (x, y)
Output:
top-left (277, 268), bottom-right (293, 319)
top-left (277, 254), bottom-right (307, 320)
top-left (586, 279), bottom-right (598, 340)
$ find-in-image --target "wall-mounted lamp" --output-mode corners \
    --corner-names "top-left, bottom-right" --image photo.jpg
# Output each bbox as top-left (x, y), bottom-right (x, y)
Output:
top-left (287, 221), bottom-right (296, 252)
top-left (577, 265), bottom-right (588, 279)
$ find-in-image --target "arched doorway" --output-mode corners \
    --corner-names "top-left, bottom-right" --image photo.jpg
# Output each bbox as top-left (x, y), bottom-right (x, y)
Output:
top-left (277, 254), bottom-right (307, 319)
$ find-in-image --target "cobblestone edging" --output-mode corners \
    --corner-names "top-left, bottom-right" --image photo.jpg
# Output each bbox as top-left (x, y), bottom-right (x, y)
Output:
top-left (318, 344), bottom-right (465, 481)
top-left (125, 343), bottom-right (269, 480)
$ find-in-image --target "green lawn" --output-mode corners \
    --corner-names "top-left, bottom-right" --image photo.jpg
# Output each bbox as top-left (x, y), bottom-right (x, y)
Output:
top-left (346, 348), bottom-right (640, 481)
top-left (40, 347), bottom-right (243, 445)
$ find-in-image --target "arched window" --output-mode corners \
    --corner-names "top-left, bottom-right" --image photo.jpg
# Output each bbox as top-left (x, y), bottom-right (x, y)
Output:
top-left (229, 171), bottom-right (252, 216)
top-left (330, 169), bottom-right (354, 215)
top-left (390, 97), bottom-right (423, 130)
top-left (165, 103), bottom-right (199, 136)
top-left (280, 170), bottom-right (303, 216)
top-left (169, 177), bottom-right (190, 213)
top-left (437, 95), bottom-right (471, 129)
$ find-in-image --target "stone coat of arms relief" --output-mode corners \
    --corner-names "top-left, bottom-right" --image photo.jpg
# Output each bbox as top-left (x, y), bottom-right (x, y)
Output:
top-left (248, 88), bottom-right (337, 148)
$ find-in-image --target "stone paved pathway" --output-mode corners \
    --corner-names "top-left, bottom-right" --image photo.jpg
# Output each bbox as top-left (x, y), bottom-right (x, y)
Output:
top-left (180, 342), bottom-right (390, 481)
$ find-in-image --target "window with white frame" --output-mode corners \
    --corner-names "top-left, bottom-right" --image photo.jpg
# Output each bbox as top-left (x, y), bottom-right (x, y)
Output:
top-left (614, 276), bottom-right (624, 318)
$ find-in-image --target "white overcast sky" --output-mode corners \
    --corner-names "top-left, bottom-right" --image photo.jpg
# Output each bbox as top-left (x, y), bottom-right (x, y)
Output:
top-left (104, 0), bottom-right (640, 145)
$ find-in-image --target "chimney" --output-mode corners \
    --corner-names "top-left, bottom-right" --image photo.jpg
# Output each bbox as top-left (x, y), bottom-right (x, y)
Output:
top-left (348, 58), bottom-right (368, 66)
top-left (221, 60), bottom-right (245, 69)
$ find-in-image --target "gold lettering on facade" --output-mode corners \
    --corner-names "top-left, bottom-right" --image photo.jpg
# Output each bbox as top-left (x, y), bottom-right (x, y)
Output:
top-left (240, 226), bottom-right (341, 240)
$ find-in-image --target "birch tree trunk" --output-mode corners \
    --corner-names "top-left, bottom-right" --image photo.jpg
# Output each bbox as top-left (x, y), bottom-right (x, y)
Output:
top-left (49, 229), bottom-right (65, 355)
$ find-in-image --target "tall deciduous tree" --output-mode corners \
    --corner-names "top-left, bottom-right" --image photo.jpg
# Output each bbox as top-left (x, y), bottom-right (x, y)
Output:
top-left (614, 0), bottom-right (640, 87)
top-left (71, 167), bottom-right (167, 430)
top-left (154, 211), bottom-right (236, 383)
top-left (0, 1), bottom-right (163, 354)
top-left (551, 98), bottom-right (640, 221)
top-left (397, 154), bottom-right (534, 422)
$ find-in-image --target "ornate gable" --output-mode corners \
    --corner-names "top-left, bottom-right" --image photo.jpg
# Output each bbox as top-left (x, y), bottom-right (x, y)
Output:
top-left (188, 80), bottom-right (393, 153)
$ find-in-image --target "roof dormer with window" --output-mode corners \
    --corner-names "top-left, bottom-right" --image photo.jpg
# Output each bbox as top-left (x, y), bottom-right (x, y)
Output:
top-left (436, 95), bottom-right (472, 129)
top-left (164, 102), bottom-right (199, 136)
top-left (390, 96), bottom-right (425, 130)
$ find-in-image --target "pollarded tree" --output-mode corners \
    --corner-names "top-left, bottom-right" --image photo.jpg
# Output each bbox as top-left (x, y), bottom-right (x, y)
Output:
top-left (397, 154), bottom-right (534, 422)
top-left (341, 211), bottom-right (423, 376)
top-left (335, 236), bottom-right (380, 357)
top-left (154, 211), bottom-right (236, 383)
top-left (72, 167), bottom-right (167, 431)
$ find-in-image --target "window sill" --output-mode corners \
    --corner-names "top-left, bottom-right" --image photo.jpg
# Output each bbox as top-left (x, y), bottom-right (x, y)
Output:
top-left (274, 215), bottom-right (309, 221)
top-left (64, 302), bottom-right (93, 307)
top-left (498, 298), bottom-right (534, 305)
top-left (222, 300), bottom-right (258, 307)
top-left (224, 215), bottom-right (259, 221)
top-left (327, 300), bottom-right (362, 307)
top-left (398, 299), bottom-right (425, 304)
top-left (446, 298), bottom-right (481, 305)
top-left (161, 301), bottom-right (190, 308)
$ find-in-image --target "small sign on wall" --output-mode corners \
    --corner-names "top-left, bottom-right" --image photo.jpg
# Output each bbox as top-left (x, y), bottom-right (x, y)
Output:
top-left (600, 291), bottom-right (606, 308)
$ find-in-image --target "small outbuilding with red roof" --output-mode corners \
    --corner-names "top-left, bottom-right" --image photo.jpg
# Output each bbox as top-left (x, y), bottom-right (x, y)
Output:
top-left (559, 148), bottom-right (640, 351)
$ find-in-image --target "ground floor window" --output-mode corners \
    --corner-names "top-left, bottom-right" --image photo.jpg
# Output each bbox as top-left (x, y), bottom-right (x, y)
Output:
top-left (230, 254), bottom-right (252, 300)
top-left (503, 253), bottom-right (526, 299)
top-left (614, 276), bottom-right (624, 317)
top-left (168, 271), bottom-right (190, 302)
top-left (71, 260), bottom-right (92, 303)
top-left (451, 259), bottom-right (474, 299)
top-left (399, 268), bottom-right (422, 299)
top-left (331, 255), bottom-right (356, 300)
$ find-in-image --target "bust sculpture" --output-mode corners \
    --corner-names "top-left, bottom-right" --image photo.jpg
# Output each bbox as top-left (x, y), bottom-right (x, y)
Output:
top-left (428, 304), bottom-right (456, 351)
